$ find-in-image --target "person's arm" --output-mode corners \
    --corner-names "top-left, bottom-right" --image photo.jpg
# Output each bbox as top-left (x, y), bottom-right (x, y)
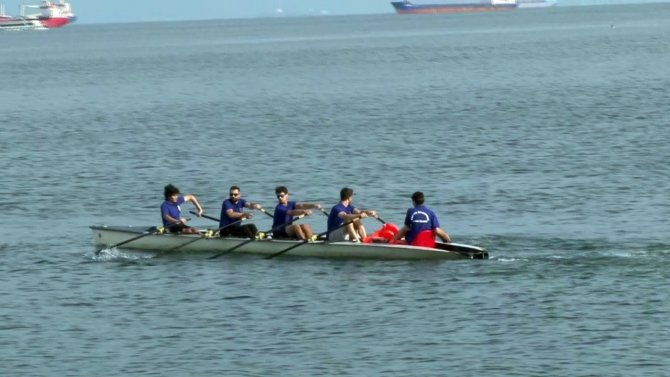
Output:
top-left (163, 212), bottom-right (181, 225)
top-left (288, 208), bottom-right (312, 217)
top-left (354, 208), bottom-right (377, 217)
top-left (296, 203), bottom-right (321, 210)
top-left (435, 227), bottom-right (451, 243)
top-left (340, 210), bottom-right (365, 221)
top-left (292, 203), bottom-right (321, 216)
top-left (227, 208), bottom-right (253, 220)
top-left (183, 194), bottom-right (203, 216)
top-left (244, 201), bottom-right (262, 210)
top-left (394, 225), bottom-right (409, 241)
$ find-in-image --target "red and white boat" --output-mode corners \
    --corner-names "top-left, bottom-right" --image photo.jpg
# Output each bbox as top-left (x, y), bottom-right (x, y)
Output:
top-left (0, 1), bottom-right (76, 31)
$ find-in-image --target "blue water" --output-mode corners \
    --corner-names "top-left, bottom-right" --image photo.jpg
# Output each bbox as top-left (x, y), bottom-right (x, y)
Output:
top-left (2, 4), bottom-right (669, 376)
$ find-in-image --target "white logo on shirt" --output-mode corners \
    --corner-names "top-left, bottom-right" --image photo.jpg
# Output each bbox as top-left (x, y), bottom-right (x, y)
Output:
top-left (410, 211), bottom-right (430, 224)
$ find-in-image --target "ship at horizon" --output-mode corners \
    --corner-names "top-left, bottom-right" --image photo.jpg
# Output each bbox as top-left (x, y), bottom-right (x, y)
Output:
top-left (390, 0), bottom-right (556, 14)
top-left (0, 0), bottom-right (76, 30)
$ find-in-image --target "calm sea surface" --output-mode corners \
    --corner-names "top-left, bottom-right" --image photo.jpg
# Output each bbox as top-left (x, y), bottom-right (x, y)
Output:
top-left (2, 4), bottom-right (669, 376)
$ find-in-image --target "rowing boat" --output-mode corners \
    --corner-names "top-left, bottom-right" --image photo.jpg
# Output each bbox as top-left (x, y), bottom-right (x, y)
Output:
top-left (91, 225), bottom-right (489, 260)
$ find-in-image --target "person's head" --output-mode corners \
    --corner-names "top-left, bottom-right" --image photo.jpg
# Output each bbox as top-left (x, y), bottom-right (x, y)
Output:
top-left (275, 186), bottom-right (289, 204)
top-left (340, 187), bottom-right (354, 201)
top-left (229, 185), bottom-right (241, 203)
top-left (164, 184), bottom-right (180, 202)
top-left (411, 191), bottom-right (425, 206)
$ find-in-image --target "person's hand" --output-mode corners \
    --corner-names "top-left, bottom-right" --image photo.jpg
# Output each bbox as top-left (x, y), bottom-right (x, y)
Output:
top-left (304, 210), bottom-right (312, 216)
top-left (244, 213), bottom-right (254, 219)
top-left (314, 204), bottom-right (322, 209)
top-left (196, 209), bottom-right (203, 217)
top-left (179, 217), bottom-right (188, 224)
top-left (368, 210), bottom-right (377, 217)
top-left (254, 203), bottom-right (262, 210)
top-left (359, 212), bottom-right (368, 219)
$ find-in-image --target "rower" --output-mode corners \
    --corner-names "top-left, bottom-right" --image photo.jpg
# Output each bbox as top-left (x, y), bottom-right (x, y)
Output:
top-left (393, 191), bottom-right (450, 247)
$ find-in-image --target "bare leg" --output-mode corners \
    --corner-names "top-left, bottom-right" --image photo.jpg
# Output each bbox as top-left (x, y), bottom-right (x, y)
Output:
top-left (353, 220), bottom-right (367, 239)
top-left (300, 224), bottom-right (314, 240)
top-left (287, 224), bottom-right (306, 240)
top-left (345, 223), bottom-right (358, 241)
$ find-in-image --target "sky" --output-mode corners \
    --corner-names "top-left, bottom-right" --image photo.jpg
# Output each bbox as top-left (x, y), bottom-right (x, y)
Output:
top-left (1, 0), bottom-right (392, 23)
top-left (0, 0), bottom-right (664, 24)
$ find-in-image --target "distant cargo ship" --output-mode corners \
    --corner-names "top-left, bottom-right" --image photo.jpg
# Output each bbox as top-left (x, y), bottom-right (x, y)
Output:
top-left (0, 1), bottom-right (76, 31)
top-left (390, 0), bottom-right (556, 14)
top-left (517, 0), bottom-right (556, 9)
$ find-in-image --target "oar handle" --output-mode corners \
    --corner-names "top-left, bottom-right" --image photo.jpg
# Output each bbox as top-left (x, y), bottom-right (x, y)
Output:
top-left (320, 207), bottom-right (384, 223)
top-left (257, 207), bottom-right (274, 218)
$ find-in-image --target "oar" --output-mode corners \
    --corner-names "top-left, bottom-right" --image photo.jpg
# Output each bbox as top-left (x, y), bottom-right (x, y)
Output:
top-left (190, 210), bottom-right (219, 222)
top-left (208, 214), bottom-right (306, 260)
top-left (194, 207), bottom-right (271, 221)
top-left (320, 207), bottom-right (386, 224)
top-left (95, 226), bottom-right (160, 256)
top-left (265, 217), bottom-right (361, 259)
top-left (95, 216), bottom-right (194, 256)
top-left (162, 218), bottom-right (245, 253)
top-left (357, 207), bottom-right (386, 224)
top-left (257, 207), bottom-right (274, 219)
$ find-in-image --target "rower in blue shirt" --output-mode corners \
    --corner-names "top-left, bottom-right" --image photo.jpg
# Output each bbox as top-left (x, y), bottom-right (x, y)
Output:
top-left (160, 184), bottom-right (203, 234)
top-left (272, 186), bottom-right (321, 240)
top-left (219, 185), bottom-right (262, 239)
top-left (327, 187), bottom-right (377, 242)
top-left (394, 191), bottom-right (451, 247)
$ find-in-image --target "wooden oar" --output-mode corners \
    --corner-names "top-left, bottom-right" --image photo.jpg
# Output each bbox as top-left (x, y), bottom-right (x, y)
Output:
top-left (95, 226), bottom-right (160, 256)
top-left (208, 214), bottom-right (306, 260)
top-left (162, 219), bottom-right (244, 253)
top-left (265, 217), bottom-right (361, 259)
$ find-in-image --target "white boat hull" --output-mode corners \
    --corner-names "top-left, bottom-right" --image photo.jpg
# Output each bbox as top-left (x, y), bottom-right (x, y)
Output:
top-left (91, 225), bottom-right (488, 260)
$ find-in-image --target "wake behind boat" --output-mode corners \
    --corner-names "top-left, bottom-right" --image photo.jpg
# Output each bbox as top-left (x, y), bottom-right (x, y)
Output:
top-left (0, 0), bottom-right (76, 31)
top-left (91, 225), bottom-right (489, 260)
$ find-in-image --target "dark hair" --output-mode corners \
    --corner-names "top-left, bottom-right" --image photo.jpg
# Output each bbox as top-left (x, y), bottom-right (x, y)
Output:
top-left (164, 184), bottom-right (180, 200)
top-left (229, 185), bottom-right (240, 192)
top-left (411, 191), bottom-right (425, 205)
top-left (340, 187), bottom-right (354, 200)
top-left (275, 186), bottom-right (288, 195)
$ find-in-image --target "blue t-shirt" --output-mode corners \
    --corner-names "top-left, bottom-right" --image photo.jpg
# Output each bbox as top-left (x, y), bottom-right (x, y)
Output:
top-left (327, 202), bottom-right (356, 232)
top-left (219, 198), bottom-right (247, 228)
top-left (273, 201), bottom-right (297, 229)
top-left (161, 195), bottom-right (185, 227)
top-left (404, 205), bottom-right (441, 244)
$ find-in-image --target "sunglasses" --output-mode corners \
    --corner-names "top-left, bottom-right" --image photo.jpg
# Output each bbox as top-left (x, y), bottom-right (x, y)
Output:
top-left (229, 193), bottom-right (240, 197)
top-left (276, 193), bottom-right (286, 198)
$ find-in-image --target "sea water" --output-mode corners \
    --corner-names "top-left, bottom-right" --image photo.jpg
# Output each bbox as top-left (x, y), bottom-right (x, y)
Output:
top-left (1, 3), bottom-right (669, 376)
